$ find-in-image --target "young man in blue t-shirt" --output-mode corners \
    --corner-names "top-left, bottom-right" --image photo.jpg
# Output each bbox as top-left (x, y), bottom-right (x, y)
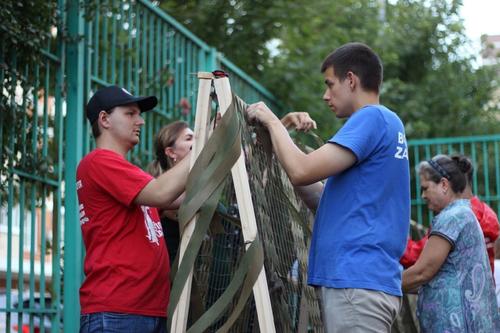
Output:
top-left (247, 42), bottom-right (410, 332)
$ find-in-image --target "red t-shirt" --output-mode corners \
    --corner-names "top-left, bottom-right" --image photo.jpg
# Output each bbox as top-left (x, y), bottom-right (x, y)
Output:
top-left (471, 196), bottom-right (500, 273)
top-left (401, 196), bottom-right (499, 274)
top-left (76, 149), bottom-right (170, 317)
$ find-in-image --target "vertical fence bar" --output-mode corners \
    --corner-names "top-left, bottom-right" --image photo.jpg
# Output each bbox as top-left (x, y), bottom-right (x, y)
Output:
top-left (134, 4), bottom-right (140, 93)
top-left (28, 67), bottom-right (40, 331)
top-left (118, 0), bottom-right (125, 87)
top-left (102, 0), bottom-right (109, 83)
top-left (84, 3), bottom-right (92, 155)
top-left (413, 146), bottom-right (422, 225)
top-left (40, 61), bottom-right (50, 328)
top-left (179, 37), bottom-right (185, 119)
top-left (197, 49), bottom-right (206, 77)
top-left (495, 142), bottom-right (500, 214)
top-left (471, 143), bottom-right (478, 195)
top-left (110, 0), bottom-right (117, 84)
top-left (64, 1), bottom-right (85, 331)
top-left (424, 145), bottom-right (432, 223)
top-left (174, 32), bottom-right (180, 119)
top-left (126, 0), bottom-right (134, 92)
top-left (29, 176), bottom-right (36, 331)
top-left (6, 53), bottom-right (21, 333)
top-left (161, 24), bottom-right (168, 116)
top-left (51, 0), bottom-right (65, 325)
top-left (146, 12), bottom-right (154, 155)
top-left (141, 8), bottom-right (148, 95)
top-left (482, 142), bottom-right (490, 202)
top-left (30, 67), bottom-right (38, 329)
top-left (93, 0), bottom-right (100, 80)
top-left (208, 47), bottom-right (217, 71)
top-left (17, 181), bottom-right (25, 332)
top-left (168, 28), bottom-right (175, 117)
top-left (186, 42), bottom-right (193, 124)
top-left (6, 150), bottom-right (14, 333)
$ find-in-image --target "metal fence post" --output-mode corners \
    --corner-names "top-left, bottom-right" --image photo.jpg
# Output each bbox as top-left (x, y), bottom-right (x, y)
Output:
top-left (207, 47), bottom-right (218, 71)
top-left (64, 0), bottom-right (85, 331)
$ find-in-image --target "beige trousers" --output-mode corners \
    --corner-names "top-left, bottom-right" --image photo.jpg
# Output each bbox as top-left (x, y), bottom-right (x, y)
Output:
top-left (320, 287), bottom-right (401, 333)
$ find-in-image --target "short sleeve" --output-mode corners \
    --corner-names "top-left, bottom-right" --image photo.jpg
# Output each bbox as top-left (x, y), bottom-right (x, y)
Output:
top-left (430, 212), bottom-right (467, 251)
top-left (88, 151), bottom-right (153, 206)
top-left (328, 106), bottom-right (386, 162)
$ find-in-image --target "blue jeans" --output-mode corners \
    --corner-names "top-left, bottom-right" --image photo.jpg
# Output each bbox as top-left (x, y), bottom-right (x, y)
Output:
top-left (80, 312), bottom-right (167, 333)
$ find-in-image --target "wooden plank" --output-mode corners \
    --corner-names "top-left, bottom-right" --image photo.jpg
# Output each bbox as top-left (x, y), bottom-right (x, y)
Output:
top-left (213, 76), bottom-right (276, 333)
top-left (170, 72), bottom-right (214, 332)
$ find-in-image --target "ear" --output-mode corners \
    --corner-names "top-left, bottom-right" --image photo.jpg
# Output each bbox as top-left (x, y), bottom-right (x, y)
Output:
top-left (98, 110), bottom-right (111, 129)
top-left (346, 71), bottom-right (357, 90)
top-left (440, 178), bottom-right (450, 193)
top-left (164, 146), bottom-right (176, 160)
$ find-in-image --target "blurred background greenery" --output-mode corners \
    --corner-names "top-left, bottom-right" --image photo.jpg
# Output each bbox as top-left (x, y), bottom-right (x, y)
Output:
top-left (159, 0), bottom-right (500, 140)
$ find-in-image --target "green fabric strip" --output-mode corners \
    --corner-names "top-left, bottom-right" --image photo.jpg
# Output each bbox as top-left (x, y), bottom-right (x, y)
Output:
top-left (178, 107), bottom-right (241, 230)
top-left (167, 184), bottom-right (224, 329)
top-left (167, 93), bottom-right (266, 332)
top-left (186, 238), bottom-right (264, 333)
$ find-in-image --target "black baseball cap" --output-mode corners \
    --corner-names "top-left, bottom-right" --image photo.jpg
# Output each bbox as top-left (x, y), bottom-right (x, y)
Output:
top-left (86, 86), bottom-right (158, 124)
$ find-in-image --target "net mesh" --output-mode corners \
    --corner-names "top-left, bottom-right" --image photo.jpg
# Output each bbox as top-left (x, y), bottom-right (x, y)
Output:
top-left (189, 95), bottom-right (324, 332)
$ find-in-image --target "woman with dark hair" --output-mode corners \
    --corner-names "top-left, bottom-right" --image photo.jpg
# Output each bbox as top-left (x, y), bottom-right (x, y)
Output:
top-left (147, 121), bottom-right (193, 265)
top-left (400, 154), bottom-right (499, 276)
top-left (148, 114), bottom-right (316, 266)
top-left (402, 154), bottom-right (500, 332)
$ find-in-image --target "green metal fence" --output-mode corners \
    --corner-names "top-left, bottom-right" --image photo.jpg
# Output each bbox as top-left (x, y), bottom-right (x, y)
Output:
top-left (0, 0), bottom-right (65, 332)
top-left (1, 0), bottom-right (286, 332)
top-left (1, 0), bottom-right (500, 332)
top-left (408, 134), bottom-right (500, 228)
top-left (220, 54), bottom-right (285, 115)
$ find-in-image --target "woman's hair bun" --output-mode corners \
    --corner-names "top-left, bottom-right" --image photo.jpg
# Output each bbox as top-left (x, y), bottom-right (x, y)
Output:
top-left (451, 154), bottom-right (473, 175)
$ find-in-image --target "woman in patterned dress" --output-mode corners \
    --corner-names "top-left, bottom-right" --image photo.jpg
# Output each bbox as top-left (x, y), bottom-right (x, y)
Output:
top-left (402, 154), bottom-right (500, 332)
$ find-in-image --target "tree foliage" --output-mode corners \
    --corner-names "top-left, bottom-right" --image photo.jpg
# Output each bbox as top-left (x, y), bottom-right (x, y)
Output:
top-left (159, 0), bottom-right (291, 78)
top-left (159, 0), bottom-right (499, 140)
top-left (0, 1), bottom-right (58, 60)
top-left (0, 0), bottom-right (59, 198)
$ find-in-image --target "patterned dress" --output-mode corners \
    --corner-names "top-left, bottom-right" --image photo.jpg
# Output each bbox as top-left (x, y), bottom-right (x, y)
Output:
top-left (417, 199), bottom-right (500, 332)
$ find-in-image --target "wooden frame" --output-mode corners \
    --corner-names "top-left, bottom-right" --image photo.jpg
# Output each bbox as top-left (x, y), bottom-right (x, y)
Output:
top-left (170, 72), bottom-right (214, 333)
top-left (170, 72), bottom-right (276, 332)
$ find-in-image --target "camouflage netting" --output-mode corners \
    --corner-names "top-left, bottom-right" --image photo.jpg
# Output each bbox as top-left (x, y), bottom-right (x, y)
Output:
top-left (185, 93), bottom-right (420, 332)
top-left (188, 96), bottom-right (323, 332)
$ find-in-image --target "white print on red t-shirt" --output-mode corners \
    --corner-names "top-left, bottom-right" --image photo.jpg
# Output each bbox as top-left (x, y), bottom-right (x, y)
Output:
top-left (79, 203), bottom-right (89, 226)
top-left (141, 206), bottom-right (163, 246)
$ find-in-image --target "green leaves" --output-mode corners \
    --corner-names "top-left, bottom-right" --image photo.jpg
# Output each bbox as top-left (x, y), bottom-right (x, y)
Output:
top-left (1, 0), bottom-right (61, 200)
top-left (159, 0), bottom-right (498, 140)
top-left (0, 0), bottom-right (57, 51)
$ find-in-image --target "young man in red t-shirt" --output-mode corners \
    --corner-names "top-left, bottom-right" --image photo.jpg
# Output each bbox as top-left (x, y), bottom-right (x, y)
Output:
top-left (77, 86), bottom-right (191, 332)
top-left (401, 154), bottom-right (499, 275)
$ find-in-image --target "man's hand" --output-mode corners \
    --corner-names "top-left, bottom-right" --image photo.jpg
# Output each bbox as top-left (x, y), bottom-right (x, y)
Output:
top-left (280, 112), bottom-right (317, 132)
top-left (246, 102), bottom-right (280, 128)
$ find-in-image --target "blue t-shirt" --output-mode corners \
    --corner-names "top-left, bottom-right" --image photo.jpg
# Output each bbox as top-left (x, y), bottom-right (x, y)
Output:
top-left (307, 105), bottom-right (410, 296)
